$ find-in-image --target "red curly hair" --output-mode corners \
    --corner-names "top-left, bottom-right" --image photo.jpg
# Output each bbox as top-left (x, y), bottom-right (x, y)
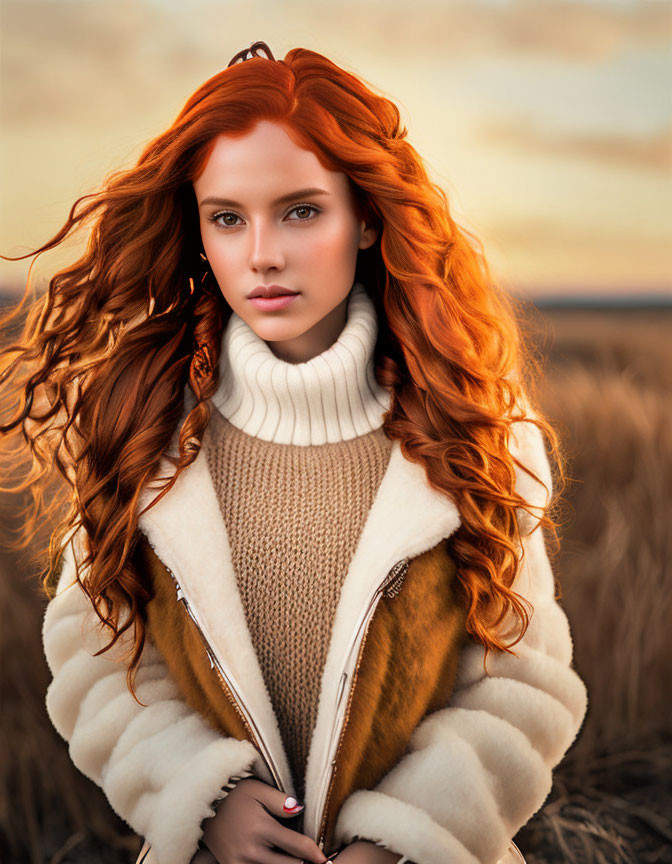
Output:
top-left (0, 47), bottom-right (564, 699)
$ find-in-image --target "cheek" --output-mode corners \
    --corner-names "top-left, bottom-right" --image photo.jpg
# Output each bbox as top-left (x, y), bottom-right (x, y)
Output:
top-left (304, 220), bottom-right (359, 260)
top-left (204, 239), bottom-right (233, 276)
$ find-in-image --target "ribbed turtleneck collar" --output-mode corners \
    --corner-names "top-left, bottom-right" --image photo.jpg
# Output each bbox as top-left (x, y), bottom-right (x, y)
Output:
top-left (210, 281), bottom-right (391, 446)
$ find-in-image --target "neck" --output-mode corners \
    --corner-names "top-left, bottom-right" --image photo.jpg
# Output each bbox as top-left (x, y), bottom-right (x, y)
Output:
top-left (210, 282), bottom-right (391, 446)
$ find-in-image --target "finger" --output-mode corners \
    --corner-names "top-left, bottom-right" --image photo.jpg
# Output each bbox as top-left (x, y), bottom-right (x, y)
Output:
top-left (262, 821), bottom-right (327, 863)
top-left (256, 792), bottom-right (305, 821)
top-left (244, 780), bottom-right (306, 821)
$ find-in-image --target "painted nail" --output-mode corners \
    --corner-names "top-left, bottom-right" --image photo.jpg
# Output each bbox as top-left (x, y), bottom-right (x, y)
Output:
top-left (283, 795), bottom-right (304, 812)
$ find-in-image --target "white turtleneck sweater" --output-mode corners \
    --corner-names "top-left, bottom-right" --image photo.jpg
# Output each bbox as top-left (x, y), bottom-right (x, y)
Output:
top-left (210, 281), bottom-right (391, 446)
top-left (203, 281), bottom-right (396, 804)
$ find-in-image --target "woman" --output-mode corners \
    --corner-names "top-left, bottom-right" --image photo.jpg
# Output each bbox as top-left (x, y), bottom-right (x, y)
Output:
top-left (0, 43), bottom-right (587, 864)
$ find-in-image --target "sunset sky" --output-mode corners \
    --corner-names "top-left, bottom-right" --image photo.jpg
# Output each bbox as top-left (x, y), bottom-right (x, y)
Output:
top-left (1, 0), bottom-right (670, 299)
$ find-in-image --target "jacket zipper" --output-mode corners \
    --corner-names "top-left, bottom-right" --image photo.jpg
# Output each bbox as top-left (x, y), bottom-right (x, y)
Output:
top-left (313, 557), bottom-right (411, 849)
top-left (143, 536), bottom-right (286, 793)
top-left (142, 532), bottom-right (410, 849)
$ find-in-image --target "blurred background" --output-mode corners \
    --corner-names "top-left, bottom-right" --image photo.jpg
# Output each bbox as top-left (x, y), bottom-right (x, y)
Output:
top-left (1, 0), bottom-right (671, 862)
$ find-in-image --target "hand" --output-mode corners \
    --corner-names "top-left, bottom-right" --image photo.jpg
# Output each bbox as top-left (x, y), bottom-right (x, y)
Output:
top-left (332, 840), bottom-right (404, 864)
top-left (201, 777), bottom-right (329, 864)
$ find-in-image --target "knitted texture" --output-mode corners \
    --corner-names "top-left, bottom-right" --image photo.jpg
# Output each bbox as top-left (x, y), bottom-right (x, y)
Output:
top-left (204, 410), bottom-right (394, 802)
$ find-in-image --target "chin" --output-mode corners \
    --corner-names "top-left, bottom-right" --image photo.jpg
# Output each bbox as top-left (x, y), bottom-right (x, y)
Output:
top-left (247, 314), bottom-right (313, 343)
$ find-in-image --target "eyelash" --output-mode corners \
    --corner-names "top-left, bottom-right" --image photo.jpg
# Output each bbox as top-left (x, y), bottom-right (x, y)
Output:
top-left (208, 203), bottom-right (322, 230)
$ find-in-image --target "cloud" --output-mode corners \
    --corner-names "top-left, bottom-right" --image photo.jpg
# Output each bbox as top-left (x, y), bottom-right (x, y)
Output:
top-left (436, 0), bottom-right (672, 62)
top-left (3, 0), bottom-right (672, 96)
top-left (481, 214), bottom-right (671, 249)
top-left (273, 0), bottom-right (672, 64)
top-left (303, 0), bottom-right (672, 63)
top-left (474, 117), bottom-right (672, 171)
top-left (479, 214), bottom-right (672, 294)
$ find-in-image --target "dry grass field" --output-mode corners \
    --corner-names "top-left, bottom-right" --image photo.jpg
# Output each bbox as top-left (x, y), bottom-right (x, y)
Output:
top-left (514, 304), bottom-right (672, 863)
top-left (1, 302), bottom-right (671, 863)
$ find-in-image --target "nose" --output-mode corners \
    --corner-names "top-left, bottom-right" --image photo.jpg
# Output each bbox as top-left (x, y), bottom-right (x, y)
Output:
top-left (248, 219), bottom-right (285, 273)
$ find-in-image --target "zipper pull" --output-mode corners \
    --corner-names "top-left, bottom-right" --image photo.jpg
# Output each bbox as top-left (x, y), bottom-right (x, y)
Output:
top-left (383, 558), bottom-right (410, 598)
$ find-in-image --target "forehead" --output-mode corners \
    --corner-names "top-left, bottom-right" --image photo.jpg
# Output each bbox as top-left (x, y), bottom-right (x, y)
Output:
top-left (194, 120), bottom-right (349, 201)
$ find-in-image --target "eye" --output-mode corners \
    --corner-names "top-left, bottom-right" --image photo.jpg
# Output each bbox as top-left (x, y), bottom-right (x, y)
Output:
top-left (286, 204), bottom-right (321, 222)
top-left (209, 211), bottom-right (242, 228)
top-left (208, 204), bottom-right (321, 230)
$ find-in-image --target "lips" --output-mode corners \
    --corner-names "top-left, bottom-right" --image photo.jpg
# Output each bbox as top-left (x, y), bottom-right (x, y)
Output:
top-left (248, 285), bottom-right (299, 299)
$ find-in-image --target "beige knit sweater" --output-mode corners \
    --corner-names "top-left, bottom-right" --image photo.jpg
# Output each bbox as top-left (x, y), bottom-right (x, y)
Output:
top-left (203, 282), bottom-right (393, 803)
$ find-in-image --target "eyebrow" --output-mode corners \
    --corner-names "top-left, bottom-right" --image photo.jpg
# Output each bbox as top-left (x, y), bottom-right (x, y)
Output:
top-left (199, 187), bottom-right (331, 208)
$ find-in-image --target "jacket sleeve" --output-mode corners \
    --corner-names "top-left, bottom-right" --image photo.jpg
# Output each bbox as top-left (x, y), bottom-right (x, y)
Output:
top-left (333, 420), bottom-right (588, 864)
top-left (42, 526), bottom-right (263, 864)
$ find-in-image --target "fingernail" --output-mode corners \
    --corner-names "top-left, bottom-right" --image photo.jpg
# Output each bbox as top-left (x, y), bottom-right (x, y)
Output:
top-left (283, 795), bottom-right (304, 812)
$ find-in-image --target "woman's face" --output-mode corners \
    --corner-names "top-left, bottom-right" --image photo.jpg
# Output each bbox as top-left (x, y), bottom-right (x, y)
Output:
top-left (192, 119), bottom-right (377, 363)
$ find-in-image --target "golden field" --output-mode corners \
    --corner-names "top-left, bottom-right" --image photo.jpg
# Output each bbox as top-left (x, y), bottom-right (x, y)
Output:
top-left (514, 305), bottom-right (672, 863)
top-left (1, 303), bottom-right (670, 863)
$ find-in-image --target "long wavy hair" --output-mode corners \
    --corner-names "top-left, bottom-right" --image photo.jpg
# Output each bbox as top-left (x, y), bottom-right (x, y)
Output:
top-left (0, 47), bottom-right (565, 699)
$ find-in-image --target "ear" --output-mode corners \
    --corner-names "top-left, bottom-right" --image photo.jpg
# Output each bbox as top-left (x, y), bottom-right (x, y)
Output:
top-left (358, 219), bottom-right (378, 250)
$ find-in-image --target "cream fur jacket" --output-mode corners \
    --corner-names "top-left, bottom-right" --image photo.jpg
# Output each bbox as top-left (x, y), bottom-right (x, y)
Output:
top-left (42, 402), bottom-right (588, 864)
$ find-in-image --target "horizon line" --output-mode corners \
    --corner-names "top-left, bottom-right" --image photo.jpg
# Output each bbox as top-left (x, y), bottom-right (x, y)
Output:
top-left (1, 286), bottom-right (671, 311)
